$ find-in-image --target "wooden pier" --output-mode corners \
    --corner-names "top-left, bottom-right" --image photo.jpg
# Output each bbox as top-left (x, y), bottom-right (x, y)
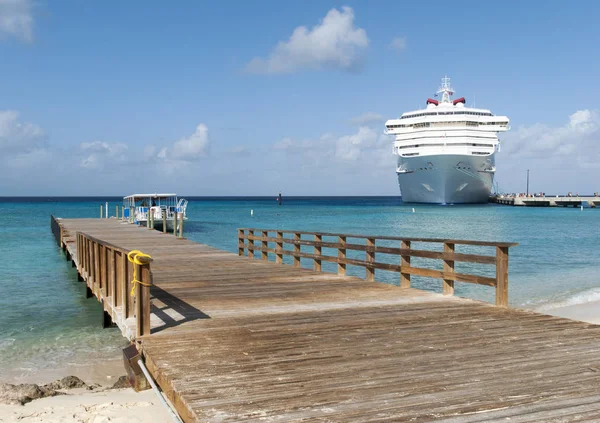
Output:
top-left (50, 216), bottom-right (600, 422)
top-left (492, 195), bottom-right (600, 207)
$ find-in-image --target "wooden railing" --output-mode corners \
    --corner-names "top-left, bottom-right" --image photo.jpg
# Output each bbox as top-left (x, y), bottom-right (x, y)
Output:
top-left (238, 228), bottom-right (518, 307)
top-left (76, 232), bottom-right (152, 337)
top-left (50, 215), bottom-right (62, 248)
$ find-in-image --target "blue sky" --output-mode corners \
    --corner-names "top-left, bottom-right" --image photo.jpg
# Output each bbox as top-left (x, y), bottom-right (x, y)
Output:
top-left (1, 0), bottom-right (599, 195)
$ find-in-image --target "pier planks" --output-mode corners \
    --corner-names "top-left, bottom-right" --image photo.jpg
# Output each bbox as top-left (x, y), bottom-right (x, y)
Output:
top-left (54, 218), bottom-right (600, 422)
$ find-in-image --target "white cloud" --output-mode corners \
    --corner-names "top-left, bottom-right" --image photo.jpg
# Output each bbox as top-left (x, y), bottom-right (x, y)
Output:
top-left (165, 123), bottom-right (209, 160)
top-left (228, 145), bottom-right (247, 154)
top-left (0, 110), bottom-right (44, 153)
top-left (335, 126), bottom-right (379, 160)
top-left (274, 126), bottom-right (389, 165)
top-left (389, 36), bottom-right (407, 51)
top-left (79, 141), bottom-right (128, 169)
top-left (0, 0), bottom-right (33, 42)
top-left (349, 112), bottom-right (385, 125)
top-left (246, 6), bottom-right (368, 74)
top-left (503, 109), bottom-right (600, 166)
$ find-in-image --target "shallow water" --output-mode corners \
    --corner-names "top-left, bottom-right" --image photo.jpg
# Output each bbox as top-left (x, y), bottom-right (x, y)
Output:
top-left (1, 197), bottom-right (599, 381)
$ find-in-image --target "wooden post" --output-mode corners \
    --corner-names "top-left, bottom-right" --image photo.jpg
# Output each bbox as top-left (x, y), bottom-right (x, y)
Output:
top-left (116, 205), bottom-right (119, 219)
top-left (238, 229), bottom-right (245, 256)
top-left (276, 231), bottom-right (283, 264)
top-left (261, 231), bottom-right (268, 260)
top-left (100, 245), bottom-right (106, 297)
top-left (94, 242), bottom-right (100, 296)
top-left (121, 252), bottom-right (129, 318)
top-left (337, 236), bottom-right (346, 276)
top-left (314, 234), bottom-right (322, 271)
top-left (366, 238), bottom-right (375, 281)
top-left (178, 212), bottom-right (184, 238)
top-left (293, 233), bottom-right (301, 268)
top-left (173, 212), bottom-right (178, 236)
top-left (495, 246), bottom-right (509, 307)
top-left (109, 249), bottom-right (116, 302)
top-left (162, 210), bottom-right (167, 233)
top-left (129, 206), bottom-right (134, 223)
top-left (121, 206), bottom-right (125, 220)
top-left (136, 262), bottom-right (152, 338)
top-left (100, 205), bottom-right (103, 219)
top-left (400, 240), bottom-right (411, 288)
top-left (443, 242), bottom-right (455, 295)
top-left (248, 230), bottom-right (254, 258)
top-left (148, 210), bottom-right (154, 230)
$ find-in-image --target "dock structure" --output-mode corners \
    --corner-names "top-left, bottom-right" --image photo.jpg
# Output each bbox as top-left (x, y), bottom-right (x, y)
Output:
top-left (492, 195), bottom-right (600, 207)
top-left (50, 216), bottom-right (600, 422)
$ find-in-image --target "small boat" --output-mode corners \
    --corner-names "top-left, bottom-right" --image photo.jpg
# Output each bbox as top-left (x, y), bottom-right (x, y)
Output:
top-left (123, 193), bottom-right (188, 231)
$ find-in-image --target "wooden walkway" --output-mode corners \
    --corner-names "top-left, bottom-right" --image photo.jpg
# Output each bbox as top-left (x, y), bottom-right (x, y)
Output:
top-left (53, 218), bottom-right (600, 422)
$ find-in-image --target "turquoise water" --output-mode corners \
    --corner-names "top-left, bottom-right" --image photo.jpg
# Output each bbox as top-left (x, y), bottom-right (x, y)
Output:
top-left (1, 197), bottom-right (600, 382)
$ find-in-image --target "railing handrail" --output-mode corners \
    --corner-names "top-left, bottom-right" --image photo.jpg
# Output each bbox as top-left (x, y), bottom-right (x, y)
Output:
top-left (238, 228), bottom-right (517, 307)
top-left (238, 228), bottom-right (518, 248)
top-left (76, 231), bottom-right (153, 338)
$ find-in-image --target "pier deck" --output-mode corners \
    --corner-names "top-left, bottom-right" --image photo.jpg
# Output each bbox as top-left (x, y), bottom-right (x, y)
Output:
top-left (53, 218), bottom-right (600, 422)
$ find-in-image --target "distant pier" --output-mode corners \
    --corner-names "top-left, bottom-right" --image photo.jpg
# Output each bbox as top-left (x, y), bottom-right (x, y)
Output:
top-left (491, 195), bottom-right (600, 207)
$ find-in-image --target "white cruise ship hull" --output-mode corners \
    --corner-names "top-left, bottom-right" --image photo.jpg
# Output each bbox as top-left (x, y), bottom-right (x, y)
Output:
top-left (397, 154), bottom-right (494, 204)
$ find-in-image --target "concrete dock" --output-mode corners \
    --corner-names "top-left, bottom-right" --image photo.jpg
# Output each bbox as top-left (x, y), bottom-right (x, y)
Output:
top-left (50, 217), bottom-right (600, 422)
top-left (492, 195), bottom-right (600, 207)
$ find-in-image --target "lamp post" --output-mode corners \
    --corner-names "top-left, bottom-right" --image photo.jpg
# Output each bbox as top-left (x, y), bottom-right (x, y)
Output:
top-left (526, 169), bottom-right (530, 196)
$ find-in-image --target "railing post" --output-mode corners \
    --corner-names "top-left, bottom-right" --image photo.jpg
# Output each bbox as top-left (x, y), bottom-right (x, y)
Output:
top-left (276, 232), bottom-right (283, 264)
top-left (109, 249), bottom-right (116, 302)
top-left (261, 231), bottom-right (268, 260)
top-left (314, 234), bottom-right (322, 271)
top-left (248, 230), bottom-right (254, 258)
top-left (173, 212), bottom-right (178, 236)
top-left (293, 233), bottom-right (301, 268)
top-left (443, 242), bottom-right (455, 295)
top-left (178, 212), bottom-right (184, 238)
top-left (129, 206), bottom-right (134, 223)
top-left (162, 210), bottom-right (167, 233)
top-left (121, 252), bottom-right (129, 318)
top-left (135, 261), bottom-right (152, 338)
top-left (238, 229), bottom-right (245, 256)
top-left (495, 246), bottom-right (509, 307)
top-left (100, 205), bottom-right (103, 219)
top-left (337, 236), bottom-right (346, 276)
top-left (148, 209), bottom-right (154, 230)
top-left (366, 238), bottom-right (375, 281)
top-left (115, 205), bottom-right (119, 219)
top-left (400, 240), bottom-right (411, 288)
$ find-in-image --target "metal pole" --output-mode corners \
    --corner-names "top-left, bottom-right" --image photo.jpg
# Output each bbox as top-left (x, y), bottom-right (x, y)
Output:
top-left (105, 202), bottom-right (108, 219)
top-left (526, 169), bottom-right (530, 196)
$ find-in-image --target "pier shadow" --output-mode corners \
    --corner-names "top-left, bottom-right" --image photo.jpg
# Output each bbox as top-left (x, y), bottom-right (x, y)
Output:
top-left (150, 286), bottom-right (211, 334)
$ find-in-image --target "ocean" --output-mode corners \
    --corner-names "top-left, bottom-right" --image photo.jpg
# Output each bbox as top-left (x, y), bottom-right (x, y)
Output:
top-left (1, 196), bottom-right (600, 383)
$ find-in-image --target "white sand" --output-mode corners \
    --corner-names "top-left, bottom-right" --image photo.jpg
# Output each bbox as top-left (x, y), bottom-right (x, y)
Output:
top-left (545, 299), bottom-right (600, 325)
top-left (0, 387), bottom-right (173, 423)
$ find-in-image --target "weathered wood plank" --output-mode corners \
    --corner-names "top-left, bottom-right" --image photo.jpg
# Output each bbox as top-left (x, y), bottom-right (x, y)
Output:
top-left (53, 218), bottom-right (600, 423)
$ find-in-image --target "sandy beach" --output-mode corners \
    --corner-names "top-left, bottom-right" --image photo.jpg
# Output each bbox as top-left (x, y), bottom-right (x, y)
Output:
top-left (544, 300), bottom-right (600, 325)
top-left (0, 364), bottom-right (173, 423)
top-left (0, 387), bottom-right (172, 423)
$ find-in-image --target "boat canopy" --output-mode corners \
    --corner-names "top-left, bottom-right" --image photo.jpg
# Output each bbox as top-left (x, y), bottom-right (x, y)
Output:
top-left (453, 97), bottom-right (466, 105)
top-left (426, 98), bottom-right (439, 105)
top-left (123, 193), bottom-right (177, 200)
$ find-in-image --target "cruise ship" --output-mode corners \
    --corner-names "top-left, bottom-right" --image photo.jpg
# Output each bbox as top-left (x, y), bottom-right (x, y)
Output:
top-left (385, 77), bottom-right (509, 204)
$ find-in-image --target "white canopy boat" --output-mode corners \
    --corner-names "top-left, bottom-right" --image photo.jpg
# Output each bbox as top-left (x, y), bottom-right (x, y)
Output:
top-left (123, 193), bottom-right (188, 231)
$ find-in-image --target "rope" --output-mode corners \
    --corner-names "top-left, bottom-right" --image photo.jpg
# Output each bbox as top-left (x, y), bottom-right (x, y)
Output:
top-left (127, 250), bottom-right (152, 297)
